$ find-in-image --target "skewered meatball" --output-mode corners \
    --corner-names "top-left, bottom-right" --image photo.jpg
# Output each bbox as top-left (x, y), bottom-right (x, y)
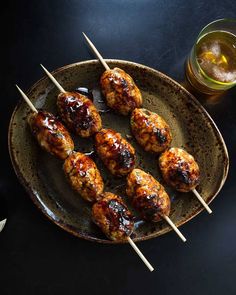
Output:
top-left (159, 148), bottom-right (200, 192)
top-left (95, 129), bottom-right (136, 177)
top-left (63, 152), bottom-right (104, 202)
top-left (57, 91), bottom-right (102, 137)
top-left (100, 67), bottom-right (142, 115)
top-left (28, 110), bottom-right (74, 160)
top-left (126, 168), bottom-right (170, 222)
top-left (92, 192), bottom-right (134, 241)
top-left (131, 108), bottom-right (172, 153)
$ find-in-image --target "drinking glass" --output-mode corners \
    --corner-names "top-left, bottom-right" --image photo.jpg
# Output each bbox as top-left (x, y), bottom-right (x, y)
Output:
top-left (185, 19), bottom-right (236, 94)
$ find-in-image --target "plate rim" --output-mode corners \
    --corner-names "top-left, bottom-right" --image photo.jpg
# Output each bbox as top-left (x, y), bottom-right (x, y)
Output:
top-left (8, 59), bottom-right (229, 244)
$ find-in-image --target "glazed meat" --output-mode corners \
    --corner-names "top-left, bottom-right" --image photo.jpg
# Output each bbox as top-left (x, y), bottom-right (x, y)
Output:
top-left (126, 168), bottom-right (170, 222)
top-left (63, 152), bottom-right (104, 202)
top-left (100, 67), bottom-right (142, 115)
top-left (131, 108), bottom-right (172, 153)
top-left (28, 110), bottom-right (74, 160)
top-left (159, 148), bottom-right (200, 192)
top-left (95, 128), bottom-right (136, 177)
top-left (57, 91), bottom-right (102, 137)
top-left (92, 192), bottom-right (134, 241)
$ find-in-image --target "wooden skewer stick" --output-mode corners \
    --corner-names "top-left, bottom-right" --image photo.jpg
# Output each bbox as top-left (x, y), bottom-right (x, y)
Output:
top-left (127, 236), bottom-right (154, 272)
top-left (15, 85), bottom-right (38, 113)
top-left (82, 32), bottom-right (110, 71)
top-left (40, 64), bottom-right (66, 94)
top-left (192, 189), bottom-right (212, 214)
top-left (163, 215), bottom-right (187, 242)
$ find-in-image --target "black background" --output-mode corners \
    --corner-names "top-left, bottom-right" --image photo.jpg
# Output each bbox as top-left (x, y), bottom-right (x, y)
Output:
top-left (1, 1), bottom-right (236, 294)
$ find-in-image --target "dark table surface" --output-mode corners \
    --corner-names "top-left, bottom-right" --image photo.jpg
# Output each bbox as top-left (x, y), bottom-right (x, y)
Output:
top-left (1, 1), bottom-right (236, 294)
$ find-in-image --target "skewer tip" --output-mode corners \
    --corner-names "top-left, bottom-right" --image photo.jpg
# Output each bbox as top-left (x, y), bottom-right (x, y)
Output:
top-left (127, 236), bottom-right (154, 272)
top-left (40, 63), bottom-right (50, 74)
top-left (15, 84), bottom-right (38, 113)
top-left (40, 64), bottom-right (66, 93)
top-left (192, 189), bottom-right (212, 214)
top-left (163, 215), bottom-right (187, 243)
top-left (82, 32), bottom-right (89, 42)
top-left (82, 32), bottom-right (110, 71)
top-left (82, 32), bottom-right (89, 40)
top-left (206, 207), bottom-right (213, 214)
top-left (15, 84), bottom-right (25, 94)
top-left (82, 32), bottom-right (90, 42)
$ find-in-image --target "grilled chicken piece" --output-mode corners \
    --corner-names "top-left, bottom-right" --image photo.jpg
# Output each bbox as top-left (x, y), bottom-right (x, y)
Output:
top-left (100, 67), bottom-right (142, 115)
top-left (95, 128), bottom-right (136, 177)
top-left (159, 148), bottom-right (200, 192)
top-left (126, 168), bottom-right (170, 222)
top-left (57, 91), bottom-right (102, 137)
top-left (28, 110), bottom-right (74, 160)
top-left (92, 192), bottom-right (134, 241)
top-left (131, 108), bottom-right (172, 153)
top-left (63, 152), bottom-right (104, 202)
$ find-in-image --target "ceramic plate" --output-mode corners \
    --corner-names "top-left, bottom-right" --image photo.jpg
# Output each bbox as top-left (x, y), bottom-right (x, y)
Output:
top-left (8, 60), bottom-right (229, 243)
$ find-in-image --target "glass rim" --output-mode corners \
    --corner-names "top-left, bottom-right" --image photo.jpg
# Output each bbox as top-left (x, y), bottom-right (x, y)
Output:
top-left (193, 18), bottom-right (236, 86)
top-left (197, 18), bottom-right (236, 39)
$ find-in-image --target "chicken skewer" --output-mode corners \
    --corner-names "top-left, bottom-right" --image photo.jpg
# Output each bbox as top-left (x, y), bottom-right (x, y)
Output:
top-left (83, 33), bottom-right (143, 115)
top-left (16, 85), bottom-right (104, 201)
top-left (40, 64), bottom-right (102, 138)
top-left (16, 85), bottom-right (153, 271)
top-left (130, 108), bottom-right (212, 214)
top-left (92, 192), bottom-right (154, 271)
top-left (126, 169), bottom-right (186, 242)
top-left (159, 147), bottom-right (212, 214)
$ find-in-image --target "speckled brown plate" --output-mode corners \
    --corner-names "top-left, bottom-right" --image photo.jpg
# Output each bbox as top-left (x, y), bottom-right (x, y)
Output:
top-left (8, 60), bottom-right (229, 243)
